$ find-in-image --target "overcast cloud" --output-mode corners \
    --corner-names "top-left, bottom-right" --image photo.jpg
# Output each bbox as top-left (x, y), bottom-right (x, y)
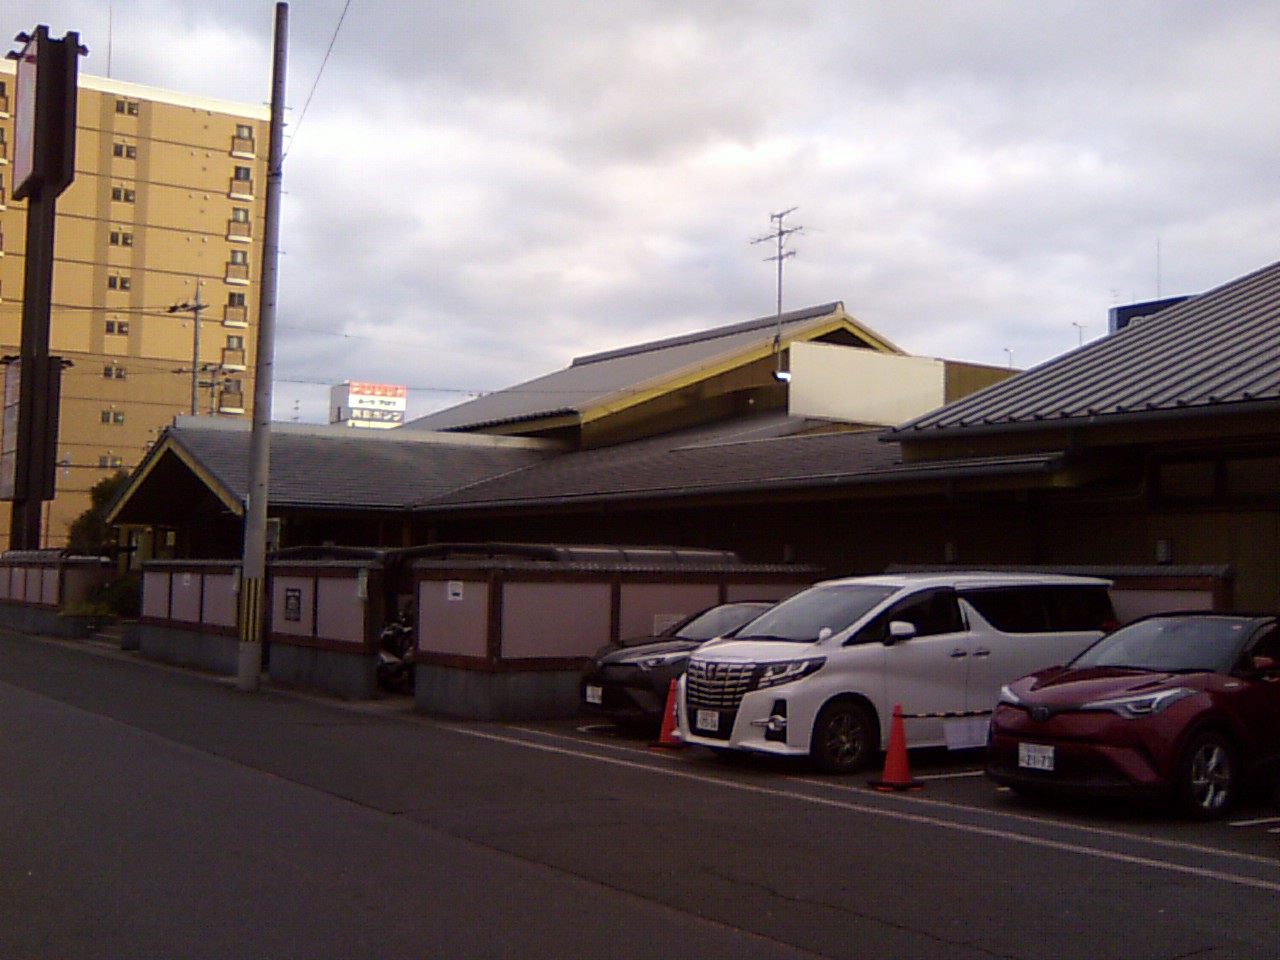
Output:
top-left (9, 1), bottom-right (1280, 422)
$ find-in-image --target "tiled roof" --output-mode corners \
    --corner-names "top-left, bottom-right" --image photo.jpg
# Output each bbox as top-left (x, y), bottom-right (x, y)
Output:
top-left (889, 258), bottom-right (1280, 439)
top-left (159, 419), bottom-right (556, 511)
top-left (404, 302), bottom-right (888, 432)
top-left (420, 412), bottom-right (1061, 512)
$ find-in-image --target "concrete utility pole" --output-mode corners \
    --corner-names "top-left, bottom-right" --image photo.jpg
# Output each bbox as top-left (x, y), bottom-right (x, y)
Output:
top-left (752, 208), bottom-right (802, 382)
top-left (167, 279), bottom-right (206, 416)
top-left (236, 2), bottom-right (287, 691)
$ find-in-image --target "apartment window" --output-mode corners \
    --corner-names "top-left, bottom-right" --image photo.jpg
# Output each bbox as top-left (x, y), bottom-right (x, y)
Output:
top-left (115, 99), bottom-right (139, 116)
top-left (109, 230), bottom-right (134, 247)
top-left (228, 292), bottom-right (246, 307)
top-left (231, 207), bottom-right (250, 223)
top-left (111, 186), bottom-right (136, 203)
top-left (236, 124), bottom-right (253, 139)
top-left (107, 275), bottom-right (131, 291)
top-left (105, 320), bottom-right (129, 336)
top-left (226, 335), bottom-right (245, 350)
top-left (98, 455), bottom-right (123, 469)
top-left (112, 142), bottom-right (137, 160)
top-left (101, 410), bottom-right (126, 425)
top-left (229, 249), bottom-right (248, 265)
top-left (102, 365), bottom-right (127, 380)
top-left (233, 166), bottom-right (252, 182)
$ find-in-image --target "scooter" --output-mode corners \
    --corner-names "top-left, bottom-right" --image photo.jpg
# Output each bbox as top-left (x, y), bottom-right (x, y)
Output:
top-left (376, 616), bottom-right (415, 693)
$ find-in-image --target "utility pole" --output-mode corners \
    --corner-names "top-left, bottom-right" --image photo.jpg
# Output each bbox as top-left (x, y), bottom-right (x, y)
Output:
top-left (237, 2), bottom-right (287, 692)
top-left (167, 279), bottom-right (206, 415)
top-left (752, 208), bottom-right (802, 381)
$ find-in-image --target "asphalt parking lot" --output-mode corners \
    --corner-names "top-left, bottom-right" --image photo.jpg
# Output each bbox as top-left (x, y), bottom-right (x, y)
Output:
top-left (512, 714), bottom-right (1280, 859)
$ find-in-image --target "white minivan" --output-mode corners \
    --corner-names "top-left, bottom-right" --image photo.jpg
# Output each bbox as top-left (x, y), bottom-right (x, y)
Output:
top-left (676, 572), bottom-right (1115, 772)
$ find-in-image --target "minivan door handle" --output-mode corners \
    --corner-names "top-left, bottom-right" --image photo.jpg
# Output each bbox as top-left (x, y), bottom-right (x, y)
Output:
top-left (949, 648), bottom-right (968, 658)
top-left (972, 647), bottom-right (991, 658)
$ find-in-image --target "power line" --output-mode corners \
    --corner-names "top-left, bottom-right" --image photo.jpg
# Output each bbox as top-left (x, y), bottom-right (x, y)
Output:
top-left (284, 0), bottom-right (353, 160)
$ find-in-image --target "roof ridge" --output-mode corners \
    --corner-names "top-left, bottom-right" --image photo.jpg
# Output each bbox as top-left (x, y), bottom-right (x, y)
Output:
top-left (570, 302), bottom-right (843, 368)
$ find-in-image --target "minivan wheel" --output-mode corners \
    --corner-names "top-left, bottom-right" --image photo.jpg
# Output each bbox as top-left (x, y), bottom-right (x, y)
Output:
top-left (811, 701), bottom-right (876, 774)
top-left (1176, 731), bottom-right (1237, 820)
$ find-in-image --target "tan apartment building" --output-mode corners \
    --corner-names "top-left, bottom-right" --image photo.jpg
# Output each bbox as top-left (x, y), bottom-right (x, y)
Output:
top-left (0, 62), bottom-right (268, 547)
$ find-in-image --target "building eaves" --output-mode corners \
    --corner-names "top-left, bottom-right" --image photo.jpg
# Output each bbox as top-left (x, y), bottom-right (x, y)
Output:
top-left (416, 414), bottom-right (1063, 514)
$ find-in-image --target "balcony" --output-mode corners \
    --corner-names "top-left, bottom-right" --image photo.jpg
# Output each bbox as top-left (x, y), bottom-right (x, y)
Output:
top-left (221, 347), bottom-right (247, 370)
top-left (218, 390), bottom-right (246, 414)
top-left (228, 177), bottom-right (254, 199)
top-left (227, 219), bottom-right (252, 241)
top-left (224, 262), bottom-right (250, 284)
top-left (230, 135), bottom-right (255, 157)
top-left (223, 304), bottom-right (248, 326)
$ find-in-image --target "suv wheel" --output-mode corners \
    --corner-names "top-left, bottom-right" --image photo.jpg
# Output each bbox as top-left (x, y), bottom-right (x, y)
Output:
top-left (1176, 730), bottom-right (1237, 820)
top-left (811, 701), bottom-right (876, 774)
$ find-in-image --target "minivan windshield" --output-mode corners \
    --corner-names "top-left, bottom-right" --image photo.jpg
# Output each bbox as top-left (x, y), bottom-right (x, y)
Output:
top-left (732, 583), bottom-right (897, 644)
top-left (1071, 616), bottom-right (1254, 674)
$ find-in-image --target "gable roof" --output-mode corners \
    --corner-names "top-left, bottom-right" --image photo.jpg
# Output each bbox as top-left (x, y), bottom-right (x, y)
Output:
top-left (404, 302), bottom-right (903, 434)
top-left (889, 258), bottom-right (1280, 441)
top-left (108, 418), bottom-right (557, 523)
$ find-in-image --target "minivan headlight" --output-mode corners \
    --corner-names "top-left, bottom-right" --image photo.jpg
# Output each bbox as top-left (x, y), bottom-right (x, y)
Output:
top-left (636, 651), bottom-right (686, 670)
top-left (754, 657), bottom-right (826, 690)
top-left (1079, 687), bottom-right (1195, 719)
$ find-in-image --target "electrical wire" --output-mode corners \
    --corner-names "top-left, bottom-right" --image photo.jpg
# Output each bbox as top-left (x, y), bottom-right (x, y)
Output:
top-left (285, 0), bottom-right (354, 160)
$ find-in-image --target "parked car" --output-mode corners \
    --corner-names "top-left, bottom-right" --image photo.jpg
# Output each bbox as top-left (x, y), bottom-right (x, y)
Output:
top-left (986, 612), bottom-right (1280, 819)
top-left (677, 573), bottom-right (1116, 773)
top-left (581, 601), bottom-right (774, 729)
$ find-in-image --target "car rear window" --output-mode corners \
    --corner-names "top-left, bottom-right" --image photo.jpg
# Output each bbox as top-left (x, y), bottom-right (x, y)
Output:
top-left (962, 585), bottom-right (1114, 633)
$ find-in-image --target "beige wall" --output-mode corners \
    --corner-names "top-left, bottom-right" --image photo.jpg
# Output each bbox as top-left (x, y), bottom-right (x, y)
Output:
top-left (0, 62), bottom-right (267, 547)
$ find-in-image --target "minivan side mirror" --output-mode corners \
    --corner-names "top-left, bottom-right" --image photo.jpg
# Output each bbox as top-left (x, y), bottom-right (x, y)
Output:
top-left (885, 620), bottom-right (916, 646)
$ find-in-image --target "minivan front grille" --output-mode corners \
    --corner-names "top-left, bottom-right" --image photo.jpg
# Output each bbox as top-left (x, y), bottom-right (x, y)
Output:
top-left (686, 659), bottom-right (756, 710)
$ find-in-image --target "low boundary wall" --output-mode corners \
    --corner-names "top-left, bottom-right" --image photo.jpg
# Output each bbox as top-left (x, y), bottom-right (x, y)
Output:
top-left (0, 552), bottom-right (112, 638)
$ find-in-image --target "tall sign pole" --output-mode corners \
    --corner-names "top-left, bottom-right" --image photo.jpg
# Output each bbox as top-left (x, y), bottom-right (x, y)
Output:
top-left (4, 27), bottom-right (83, 549)
top-left (236, 3), bottom-right (288, 691)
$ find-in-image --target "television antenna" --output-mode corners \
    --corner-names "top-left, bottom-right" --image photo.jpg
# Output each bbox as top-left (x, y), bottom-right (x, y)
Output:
top-left (752, 208), bottom-right (802, 381)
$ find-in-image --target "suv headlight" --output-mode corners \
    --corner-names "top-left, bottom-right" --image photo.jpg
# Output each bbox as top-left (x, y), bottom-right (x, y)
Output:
top-left (998, 684), bottom-right (1023, 707)
top-left (1080, 687), bottom-right (1195, 719)
top-left (754, 657), bottom-right (826, 690)
top-left (636, 652), bottom-right (687, 670)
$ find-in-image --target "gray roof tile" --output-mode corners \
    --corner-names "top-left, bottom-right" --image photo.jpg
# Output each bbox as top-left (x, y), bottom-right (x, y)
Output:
top-left (889, 258), bottom-right (1280, 438)
top-left (404, 303), bottom-right (852, 432)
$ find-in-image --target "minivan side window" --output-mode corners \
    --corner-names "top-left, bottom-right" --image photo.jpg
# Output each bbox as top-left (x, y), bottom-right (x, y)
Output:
top-left (858, 588), bottom-right (963, 643)
top-left (963, 586), bottom-right (1114, 633)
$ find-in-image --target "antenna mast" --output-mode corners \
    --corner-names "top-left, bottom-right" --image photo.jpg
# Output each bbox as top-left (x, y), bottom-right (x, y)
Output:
top-left (752, 207), bottom-right (803, 380)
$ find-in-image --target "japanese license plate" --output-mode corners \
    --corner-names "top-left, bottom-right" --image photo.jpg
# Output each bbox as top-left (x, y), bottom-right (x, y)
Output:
top-left (1018, 742), bottom-right (1055, 771)
top-left (584, 685), bottom-right (602, 705)
top-left (695, 709), bottom-right (720, 732)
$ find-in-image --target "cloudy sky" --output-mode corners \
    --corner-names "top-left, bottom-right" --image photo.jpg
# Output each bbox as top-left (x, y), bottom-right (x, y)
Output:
top-left (9, 1), bottom-right (1280, 422)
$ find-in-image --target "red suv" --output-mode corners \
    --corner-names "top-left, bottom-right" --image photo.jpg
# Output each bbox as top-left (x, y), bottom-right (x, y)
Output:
top-left (986, 613), bottom-right (1280, 818)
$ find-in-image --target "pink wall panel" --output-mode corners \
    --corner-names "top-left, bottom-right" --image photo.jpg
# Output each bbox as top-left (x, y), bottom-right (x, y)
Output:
top-left (40, 568), bottom-right (60, 605)
top-left (419, 578), bottom-right (489, 658)
top-left (202, 574), bottom-right (239, 628)
top-left (617, 583), bottom-right (718, 640)
top-left (142, 571), bottom-right (170, 618)
top-left (502, 582), bottom-right (613, 659)
top-left (170, 571), bottom-right (203, 623)
top-left (315, 577), bottom-right (366, 644)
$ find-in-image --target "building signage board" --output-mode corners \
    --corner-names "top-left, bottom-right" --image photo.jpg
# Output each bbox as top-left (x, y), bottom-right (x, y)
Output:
top-left (329, 381), bottom-right (407, 429)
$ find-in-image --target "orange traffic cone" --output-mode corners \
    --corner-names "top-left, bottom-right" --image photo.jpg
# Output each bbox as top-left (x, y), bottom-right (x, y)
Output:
top-left (650, 678), bottom-right (685, 750)
top-left (869, 704), bottom-right (922, 791)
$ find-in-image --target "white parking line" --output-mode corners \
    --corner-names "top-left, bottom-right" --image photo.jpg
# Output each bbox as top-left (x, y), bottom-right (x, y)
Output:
top-left (1230, 816), bottom-right (1280, 828)
top-left (459, 724), bottom-right (1280, 893)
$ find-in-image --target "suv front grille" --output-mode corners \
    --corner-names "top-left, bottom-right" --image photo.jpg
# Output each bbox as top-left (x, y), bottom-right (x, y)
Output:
top-left (686, 659), bottom-right (756, 710)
